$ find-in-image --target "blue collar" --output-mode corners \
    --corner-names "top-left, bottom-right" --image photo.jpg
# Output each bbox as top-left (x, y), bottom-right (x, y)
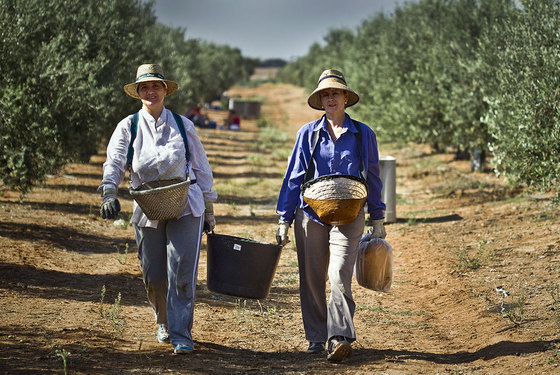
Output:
top-left (315, 114), bottom-right (358, 134)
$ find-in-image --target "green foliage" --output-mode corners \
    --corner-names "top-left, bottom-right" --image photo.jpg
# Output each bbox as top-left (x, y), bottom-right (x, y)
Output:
top-left (0, 0), bottom-right (257, 193)
top-left (482, 0), bottom-right (560, 189)
top-left (278, 0), bottom-right (560, 190)
top-left (0, 0), bottom-right (155, 193)
top-left (504, 292), bottom-right (526, 326)
top-left (55, 348), bottom-right (70, 375)
top-left (109, 292), bottom-right (125, 339)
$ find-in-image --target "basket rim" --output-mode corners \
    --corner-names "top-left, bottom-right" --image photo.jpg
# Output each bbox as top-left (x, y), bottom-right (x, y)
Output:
top-left (129, 179), bottom-right (190, 196)
top-left (207, 232), bottom-right (281, 249)
top-left (301, 174), bottom-right (367, 195)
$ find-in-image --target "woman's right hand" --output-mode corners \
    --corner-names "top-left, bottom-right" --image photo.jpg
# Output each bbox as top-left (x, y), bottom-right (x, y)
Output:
top-left (276, 221), bottom-right (290, 246)
top-left (100, 188), bottom-right (121, 219)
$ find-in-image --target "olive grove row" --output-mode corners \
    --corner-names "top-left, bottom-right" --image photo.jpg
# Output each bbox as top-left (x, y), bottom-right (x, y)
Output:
top-left (278, 0), bottom-right (560, 190)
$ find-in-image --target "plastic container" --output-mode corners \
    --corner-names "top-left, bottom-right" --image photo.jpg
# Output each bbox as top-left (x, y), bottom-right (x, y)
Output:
top-left (206, 233), bottom-right (282, 299)
top-left (354, 237), bottom-right (393, 292)
top-left (379, 156), bottom-right (397, 223)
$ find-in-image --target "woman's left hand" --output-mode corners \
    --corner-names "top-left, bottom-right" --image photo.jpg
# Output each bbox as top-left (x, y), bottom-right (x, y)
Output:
top-left (204, 202), bottom-right (216, 232)
top-left (367, 219), bottom-right (386, 239)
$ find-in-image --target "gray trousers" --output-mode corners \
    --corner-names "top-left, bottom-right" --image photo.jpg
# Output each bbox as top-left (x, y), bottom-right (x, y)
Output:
top-left (134, 214), bottom-right (204, 347)
top-left (294, 208), bottom-right (365, 344)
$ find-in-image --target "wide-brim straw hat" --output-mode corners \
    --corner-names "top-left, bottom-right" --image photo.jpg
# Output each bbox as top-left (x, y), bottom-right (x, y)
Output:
top-left (302, 174), bottom-right (368, 225)
top-left (307, 69), bottom-right (359, 110)
top-left (124, 64), bottom-right (178, 99)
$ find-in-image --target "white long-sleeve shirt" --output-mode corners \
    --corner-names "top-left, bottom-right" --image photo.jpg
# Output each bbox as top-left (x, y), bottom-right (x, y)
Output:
top-left (100, 107), bottom-right (217, 228)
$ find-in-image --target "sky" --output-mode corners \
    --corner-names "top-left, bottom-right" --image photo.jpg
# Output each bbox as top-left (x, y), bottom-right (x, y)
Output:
top-left (152, 0), bottom-right (411, 61)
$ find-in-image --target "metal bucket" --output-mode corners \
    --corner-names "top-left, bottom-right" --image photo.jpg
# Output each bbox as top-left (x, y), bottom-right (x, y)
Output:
top-left (206, 233), bottom-right (282, 299)
top-left (379, 156), bottom-right (397, 223)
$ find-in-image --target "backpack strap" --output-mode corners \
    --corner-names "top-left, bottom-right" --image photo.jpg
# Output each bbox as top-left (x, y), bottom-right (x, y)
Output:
top-left (302, 117), bottom-right (323, 184)
top-left (171, 112), bottom-right (190, 162)
top-left (352, 120), bottom-right (367, 181)
top-left (126, 111), bottom-right (190, 167)
top-left (302, 117), bottom-right (366, 184)
top-left (126, 112), bottom-right (139, 166)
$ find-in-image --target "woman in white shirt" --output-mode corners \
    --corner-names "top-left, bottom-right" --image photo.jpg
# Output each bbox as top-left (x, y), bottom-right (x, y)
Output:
top-left (99, 64), bottom-right (217, 354)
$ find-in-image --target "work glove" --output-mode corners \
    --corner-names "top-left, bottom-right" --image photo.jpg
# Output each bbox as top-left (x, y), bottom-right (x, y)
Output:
top-left (276, 220), bottom-right (290, 246)
top-left (363, 218), bottom-right (386, 241)
top-left (204, 201), bottom-right (216, 232)
top-left (100, 187), bottom-right (121, 219)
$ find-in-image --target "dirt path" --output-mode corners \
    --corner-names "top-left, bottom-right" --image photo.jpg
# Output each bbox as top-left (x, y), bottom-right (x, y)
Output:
top-left (1, 83), bottom-right (559, 374)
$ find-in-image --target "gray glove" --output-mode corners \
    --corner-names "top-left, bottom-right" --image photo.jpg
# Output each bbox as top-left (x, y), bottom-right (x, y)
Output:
top-left (204, 201), bottom-right (216, 232)
top-left (100, 187), bottom-right (120, 219)
top-left (363, 218), bottom-right (386, 240)
top-left (276, 221), bottom-right (290, 246)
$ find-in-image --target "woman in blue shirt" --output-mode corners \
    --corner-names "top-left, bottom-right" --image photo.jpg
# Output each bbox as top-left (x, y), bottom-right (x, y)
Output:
top-left (276, 69), bottom-right (386, 362)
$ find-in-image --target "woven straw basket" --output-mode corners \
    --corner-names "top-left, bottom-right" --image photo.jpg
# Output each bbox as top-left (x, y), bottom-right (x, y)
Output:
top-left (302, 174), bottom-right (368, 225)
top-left (129, 178), bottom-right (190, 220)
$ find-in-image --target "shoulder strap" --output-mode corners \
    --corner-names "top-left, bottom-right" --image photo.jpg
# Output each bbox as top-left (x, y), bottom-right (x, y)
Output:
top-left (126, 111), bottom-right (190, 167)
top-left (303, 118), bottom-right (323, 184)
top-left (352, 120), bottom-right (367, 181)
top-left (171, 112), bottom-right (190, 162)
top-left (126, 112), bottom-right (139, 166)
top-left (302, 117), bottom-right (366, 184)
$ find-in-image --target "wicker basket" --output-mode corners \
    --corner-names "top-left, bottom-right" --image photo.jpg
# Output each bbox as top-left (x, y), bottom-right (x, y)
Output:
top-left (129, 178), bottom-right (190, 221)
top-left (302, 174), bottom-right (368, 225)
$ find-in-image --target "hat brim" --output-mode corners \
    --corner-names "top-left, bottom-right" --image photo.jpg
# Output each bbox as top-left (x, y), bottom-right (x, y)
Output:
top-left (124, 78), bottom-right (178, 99)
top-left (307, 84), bottom-right (359, 110)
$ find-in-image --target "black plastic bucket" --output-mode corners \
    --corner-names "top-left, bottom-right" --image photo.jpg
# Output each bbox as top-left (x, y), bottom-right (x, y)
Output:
top-left (206, 233), bottom-right (283, 299)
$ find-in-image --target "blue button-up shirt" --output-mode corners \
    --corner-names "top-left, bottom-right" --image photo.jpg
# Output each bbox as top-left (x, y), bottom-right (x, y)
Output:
top-left (276, 114), bottom-right (385, 224)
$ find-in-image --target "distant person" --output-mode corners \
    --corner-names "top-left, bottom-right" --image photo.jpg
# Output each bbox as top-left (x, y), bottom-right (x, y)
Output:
top-left (186, 104), bottom-right (208, 127)
top-left (185, 105), bottom-right (201, 121)
top-left (275, 69), bottom-right (386, 362)
top-left (225, 109), bottom-right (240, 130)
top-left (99, 64), bottom-right (217, 354)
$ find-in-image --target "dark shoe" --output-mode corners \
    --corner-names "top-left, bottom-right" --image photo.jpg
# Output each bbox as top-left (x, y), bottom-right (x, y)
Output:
top-left (327, 336), bottom-right (352, 362)
top-left (173, 344), bottom-right (193, 354)
top-left (307, 342), bottom-right (326, 354)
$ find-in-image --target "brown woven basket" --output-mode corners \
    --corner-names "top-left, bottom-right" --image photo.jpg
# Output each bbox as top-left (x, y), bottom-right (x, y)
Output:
top-left (129, 178), bottom-right (190, 220)
top-left (302, 174), bottom-right (368, 225)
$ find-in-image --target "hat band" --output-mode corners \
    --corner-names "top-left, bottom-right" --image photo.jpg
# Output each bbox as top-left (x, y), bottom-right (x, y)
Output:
top-left (136, 72), bottom-right (165, 82)
top-left (318, 74), bottom-right (346, 85)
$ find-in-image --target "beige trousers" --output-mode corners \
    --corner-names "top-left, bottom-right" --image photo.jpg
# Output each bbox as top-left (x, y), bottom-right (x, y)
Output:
top-left (294, 207), bottom-right (365, 343)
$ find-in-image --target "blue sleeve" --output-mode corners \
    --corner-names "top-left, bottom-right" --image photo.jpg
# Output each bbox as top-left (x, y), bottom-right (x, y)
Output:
top-left (276, 126), bottom-right (312, 224)
top-left (362, 124), bottom-right (386, 220)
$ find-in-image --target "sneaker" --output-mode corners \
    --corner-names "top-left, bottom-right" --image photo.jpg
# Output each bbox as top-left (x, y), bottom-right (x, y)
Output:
top-left (307, 342), bottom-right (326, 354)
top-left (173, 344), bottom-right (194, 354)
top-left (327, 336), bottom-right (352, 362)
top-left (157, 324), bottom-right (169, 343)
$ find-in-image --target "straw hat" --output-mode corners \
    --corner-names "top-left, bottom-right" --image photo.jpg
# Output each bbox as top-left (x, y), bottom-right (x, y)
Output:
top-left (307, 69), bottom-right (359, 110)
top-left (124, 64), bottom-right (178, 99)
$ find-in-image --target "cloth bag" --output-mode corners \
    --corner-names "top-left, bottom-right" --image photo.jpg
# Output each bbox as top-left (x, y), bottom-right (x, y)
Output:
top-left (354, 237), bottom-right (393, 292)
